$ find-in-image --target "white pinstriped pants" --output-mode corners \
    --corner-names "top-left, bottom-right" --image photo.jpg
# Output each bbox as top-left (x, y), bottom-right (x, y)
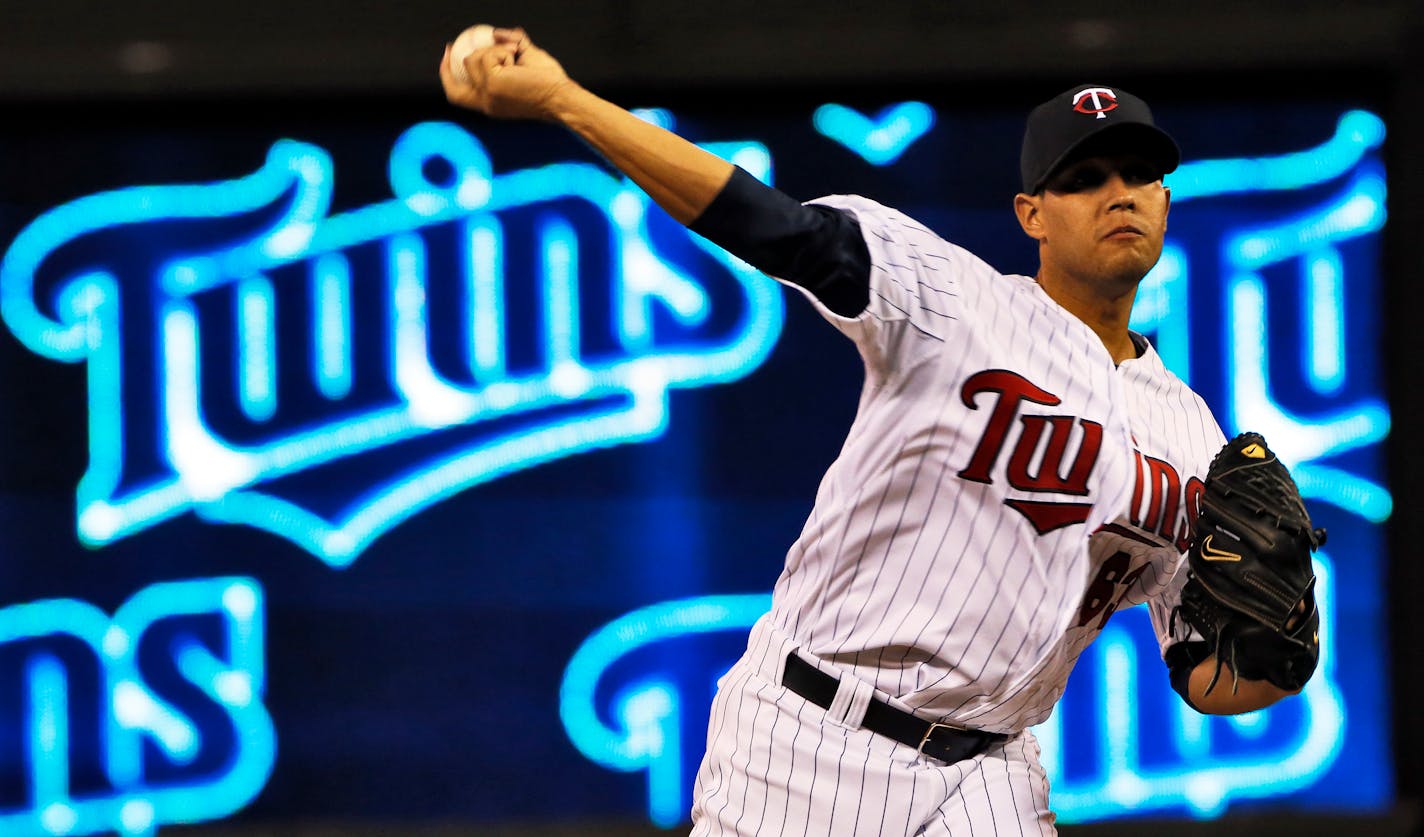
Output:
top-left (690, 617), bottom-right (1057, 836)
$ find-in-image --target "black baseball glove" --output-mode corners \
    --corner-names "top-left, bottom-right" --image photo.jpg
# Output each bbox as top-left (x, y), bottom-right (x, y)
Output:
top-left (1173, 432), bottom-right (1325, 695)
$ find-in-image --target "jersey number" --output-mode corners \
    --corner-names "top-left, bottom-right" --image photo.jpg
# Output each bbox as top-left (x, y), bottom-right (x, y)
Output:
top-left (1075, 550), bottom-right (1149, 630)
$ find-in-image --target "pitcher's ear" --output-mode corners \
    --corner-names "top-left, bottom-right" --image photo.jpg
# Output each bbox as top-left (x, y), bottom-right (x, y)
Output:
top-left (1014, 193), bottom-right (1045, 241)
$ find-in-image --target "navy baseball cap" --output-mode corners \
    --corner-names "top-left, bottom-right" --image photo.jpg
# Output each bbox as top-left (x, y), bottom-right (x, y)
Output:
top-left (1020, 84), bottom-right (1180, 194)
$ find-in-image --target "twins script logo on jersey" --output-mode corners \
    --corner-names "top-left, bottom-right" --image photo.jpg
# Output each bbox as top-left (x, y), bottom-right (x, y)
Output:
top-left (1123, 445), bottom-right (1204, 550)
top-left (956, 369), bottom-right (1104, 534)
top-left (957, 368), bottom-right (1203, 546)
top-left (1073, 87), bottom-right (1119, 119)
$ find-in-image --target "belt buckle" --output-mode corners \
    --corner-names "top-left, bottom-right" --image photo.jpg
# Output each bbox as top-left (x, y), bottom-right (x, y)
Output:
top-left (917, 721), bottom-right (963, 757)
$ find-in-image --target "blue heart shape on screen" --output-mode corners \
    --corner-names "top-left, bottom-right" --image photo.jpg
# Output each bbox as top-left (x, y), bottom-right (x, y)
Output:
top-left (812, 102), bottom-right (936, 166)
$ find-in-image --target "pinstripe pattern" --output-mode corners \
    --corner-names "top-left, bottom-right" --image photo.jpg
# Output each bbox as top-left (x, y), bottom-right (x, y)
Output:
top-left (692, 619), bottom-right (1057, 836)
top-left (697, 196), bottom-right (1224, 832)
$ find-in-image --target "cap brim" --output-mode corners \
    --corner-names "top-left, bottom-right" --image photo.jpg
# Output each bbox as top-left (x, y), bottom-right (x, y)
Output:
top-left (1031, 122), bottom-right (1181, 193)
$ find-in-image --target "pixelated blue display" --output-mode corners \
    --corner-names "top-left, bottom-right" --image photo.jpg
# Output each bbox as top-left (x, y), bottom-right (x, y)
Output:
top-left (0, 99), bottom-right (1390, 833)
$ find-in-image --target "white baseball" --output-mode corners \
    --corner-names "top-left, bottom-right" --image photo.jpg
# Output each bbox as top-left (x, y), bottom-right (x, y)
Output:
top-left (448, 24), bottom-right (496, 85)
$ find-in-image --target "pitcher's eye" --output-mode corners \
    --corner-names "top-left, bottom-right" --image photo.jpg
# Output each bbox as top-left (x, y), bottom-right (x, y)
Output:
top-left (1049, 165), bottom-right (1107, 193)
top-left (1121, 162), bottom-right (1161, 185)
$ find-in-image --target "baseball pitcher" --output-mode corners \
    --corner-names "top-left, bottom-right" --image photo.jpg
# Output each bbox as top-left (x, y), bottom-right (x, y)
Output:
top-left (441, 29), bottom-right (1322, 835)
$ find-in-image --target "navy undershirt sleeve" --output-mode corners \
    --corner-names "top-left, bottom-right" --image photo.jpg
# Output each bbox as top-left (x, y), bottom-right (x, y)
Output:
top-left (688, 166), bottom-right (871, 317)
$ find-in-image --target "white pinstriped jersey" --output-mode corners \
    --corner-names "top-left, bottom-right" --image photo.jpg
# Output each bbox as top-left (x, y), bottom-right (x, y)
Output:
top-left (768, 195), bottom-right (1226, 733)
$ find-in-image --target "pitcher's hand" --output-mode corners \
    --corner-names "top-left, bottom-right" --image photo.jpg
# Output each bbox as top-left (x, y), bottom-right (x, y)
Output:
top-left (440, 27), bottom-right (575, 121)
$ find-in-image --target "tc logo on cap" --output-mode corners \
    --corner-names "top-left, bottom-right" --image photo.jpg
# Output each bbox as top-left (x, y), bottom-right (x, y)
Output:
top-left (1072, 87), bottom-right (1118, 119)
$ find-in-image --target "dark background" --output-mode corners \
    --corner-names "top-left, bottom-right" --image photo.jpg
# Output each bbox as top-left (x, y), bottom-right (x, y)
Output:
top-left (0, 2), bottom-right (1420, 835)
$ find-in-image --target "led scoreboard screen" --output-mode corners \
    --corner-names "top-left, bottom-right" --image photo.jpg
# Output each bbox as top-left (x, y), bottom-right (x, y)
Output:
top-left (0, 87), bottom-right (1392, 835)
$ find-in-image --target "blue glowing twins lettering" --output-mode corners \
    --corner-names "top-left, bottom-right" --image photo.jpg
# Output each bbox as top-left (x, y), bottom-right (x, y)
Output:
top-left (558, 560), bottom-right (1345, 826)
top-left (1037, 555), bottom-right (1344, 822)
top-left (811, 101), bottom-right (936, 166)
top-left (0, 122), bottom-right (784, 566)
top-left (1131, 109), bottom-right (1390, 522)
top-left (559, 595), bottom-right (774, 828)
top-left (0, 578), bottom-right (273, 837)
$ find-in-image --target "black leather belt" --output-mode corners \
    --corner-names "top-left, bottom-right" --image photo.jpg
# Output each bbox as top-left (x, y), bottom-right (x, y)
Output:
top-left (781, 652), bottom-right (1007, 764)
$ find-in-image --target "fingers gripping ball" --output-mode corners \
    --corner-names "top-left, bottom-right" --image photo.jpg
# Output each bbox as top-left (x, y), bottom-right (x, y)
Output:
top-left (1173, 432), bottom-right (1326, 694)
top-left (448, 24), bottom-right (496, 85)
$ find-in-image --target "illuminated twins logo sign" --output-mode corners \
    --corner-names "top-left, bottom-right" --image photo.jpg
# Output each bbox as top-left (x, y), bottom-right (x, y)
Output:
top-left (0, 578), bottom-right (272, 836)
top-left (0, 120), bottom-right (783, 565)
